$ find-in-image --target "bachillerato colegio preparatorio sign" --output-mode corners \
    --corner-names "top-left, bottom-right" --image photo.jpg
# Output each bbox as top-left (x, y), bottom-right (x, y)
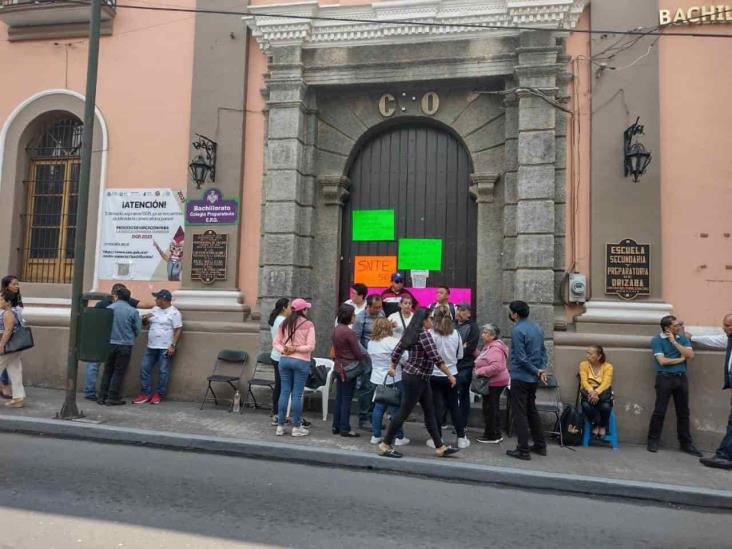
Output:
top-left (606, 239), bottom-right (651, 300)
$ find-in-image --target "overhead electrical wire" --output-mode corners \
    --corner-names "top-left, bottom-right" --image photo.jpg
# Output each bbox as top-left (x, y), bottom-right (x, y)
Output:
top-left (60, 0), bottom-right (732, 39)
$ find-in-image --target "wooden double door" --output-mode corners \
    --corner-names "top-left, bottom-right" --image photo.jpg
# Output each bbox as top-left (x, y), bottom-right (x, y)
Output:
top-left (339, 123), bottom-right (477, 301)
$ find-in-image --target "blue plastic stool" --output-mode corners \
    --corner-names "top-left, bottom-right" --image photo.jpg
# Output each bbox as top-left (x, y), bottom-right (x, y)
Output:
top-left (582, 407), bottom-right (619, 449)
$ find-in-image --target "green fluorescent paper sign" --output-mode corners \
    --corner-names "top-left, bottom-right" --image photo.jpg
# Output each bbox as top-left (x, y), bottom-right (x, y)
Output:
top-left (352, 209), bottom-right (395, 241)
top-left (398, 239), bottom-right (442, 271)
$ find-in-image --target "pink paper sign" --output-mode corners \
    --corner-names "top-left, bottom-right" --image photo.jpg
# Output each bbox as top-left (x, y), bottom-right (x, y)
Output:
top-left (370, 287), bottom-right (472, 307)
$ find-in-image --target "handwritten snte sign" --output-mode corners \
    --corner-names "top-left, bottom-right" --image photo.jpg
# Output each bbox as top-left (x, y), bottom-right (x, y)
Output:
top-left (354, 256), bottom-right (397, 287)
top-left (605, 238), bottom-right (650, 300)
top-left (352, 209), bottom-right (395, 241)
top-left (398, 239), bottom-right (443, 271)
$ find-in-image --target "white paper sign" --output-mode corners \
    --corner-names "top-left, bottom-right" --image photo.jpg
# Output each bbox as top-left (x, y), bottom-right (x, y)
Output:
top-left (98, 188), bottom-right (185, 281)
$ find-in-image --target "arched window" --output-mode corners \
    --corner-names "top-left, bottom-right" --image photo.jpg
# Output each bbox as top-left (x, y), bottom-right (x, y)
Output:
top-left (21, 117), bottom-right (82, 283)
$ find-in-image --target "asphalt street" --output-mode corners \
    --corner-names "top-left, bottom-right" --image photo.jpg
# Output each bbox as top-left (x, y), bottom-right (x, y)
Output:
top-left (0, 433), bottom-right (729, 549)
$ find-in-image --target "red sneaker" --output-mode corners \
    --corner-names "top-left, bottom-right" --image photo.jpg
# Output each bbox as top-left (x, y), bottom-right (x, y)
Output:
top-left (132, 394), bottom-right (150, 405)
top-left (150, 393), bottom-right (161, 405)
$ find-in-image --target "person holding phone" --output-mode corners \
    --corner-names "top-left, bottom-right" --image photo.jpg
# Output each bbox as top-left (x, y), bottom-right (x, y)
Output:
top-left (646, 315), bottom-right (702, 456)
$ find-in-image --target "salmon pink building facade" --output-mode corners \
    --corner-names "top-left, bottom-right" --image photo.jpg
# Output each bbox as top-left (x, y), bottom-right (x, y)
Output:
top-left (1, 0), bottom-right (729, 445)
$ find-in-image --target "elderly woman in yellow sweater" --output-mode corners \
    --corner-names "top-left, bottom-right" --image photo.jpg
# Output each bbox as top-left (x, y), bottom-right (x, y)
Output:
top-left (579, 345), bottom-right (614, 438)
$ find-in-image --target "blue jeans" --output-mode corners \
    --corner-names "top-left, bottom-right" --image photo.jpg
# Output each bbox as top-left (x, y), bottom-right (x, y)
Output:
top-left (716, 396), bottom-right (732, 460)
top-left (83, 362), bottom-right (101, 396)
top-left (332, 376), bottom-right (358, 434)
top-left (0, 369), bottom-right (9, 386)
top-left (372, 381), bottom-right (404, 439)
top-left (140, 348), bottom-right (172, 396)
top-left (277, 357), bottom-right (310, 427)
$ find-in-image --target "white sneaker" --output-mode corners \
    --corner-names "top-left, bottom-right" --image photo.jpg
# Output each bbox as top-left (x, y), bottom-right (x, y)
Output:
top-left (291, 426), bottom-right (310, 437)
top-left (370, 436), bottom-right (382, 444)
top-left (276, 426), bottom-right (286, 436)
top-left (425, 439), bottom-right (436, 449)
top-left (394, 437), bottom-right (411, 446)
top-left (457, 436), bottom-right (471, 449)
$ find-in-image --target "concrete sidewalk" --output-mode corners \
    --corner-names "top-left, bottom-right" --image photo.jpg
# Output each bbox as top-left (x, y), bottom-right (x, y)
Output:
top-left (1, 387), bottom-right (731, 510)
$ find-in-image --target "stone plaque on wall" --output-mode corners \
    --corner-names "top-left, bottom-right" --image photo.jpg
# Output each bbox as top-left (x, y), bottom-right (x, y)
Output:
top-left (605, 239), bottom-right (650, 300)
top-left (191, 230), bottom-right (227, 285)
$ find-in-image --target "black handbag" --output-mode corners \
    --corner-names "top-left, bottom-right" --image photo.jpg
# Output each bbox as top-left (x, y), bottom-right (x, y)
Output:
top-left (373, 378), bottom-right (401, 408)
top-left (470, 375), bottom-right (491, 396)
top-left (580, 387), bottom-right (613, 403)
top-left (343, 360), bottom-right (365, 381)
top-left (4, 312), bottom-right (34, 354)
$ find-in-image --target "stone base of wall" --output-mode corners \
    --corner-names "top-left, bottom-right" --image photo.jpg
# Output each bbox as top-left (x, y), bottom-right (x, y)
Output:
top-left (21, 321), bottom-right (260, 403)
top-left (555, 333), bottom-right (727, 449)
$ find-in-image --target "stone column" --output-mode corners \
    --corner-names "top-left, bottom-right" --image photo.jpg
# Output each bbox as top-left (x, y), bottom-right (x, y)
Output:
top-left (470, 173), bottom-right (501, 326)
top-left (513, 31), bottom-right (561, 359)
top-left (501, 87), bottom-right (518, 338)
top-left (258, 45), bottom-right (316, 343)
top-left (554, 72), bottom-right (571, 331)
top-left (311, 175), bottom-right (350, 354)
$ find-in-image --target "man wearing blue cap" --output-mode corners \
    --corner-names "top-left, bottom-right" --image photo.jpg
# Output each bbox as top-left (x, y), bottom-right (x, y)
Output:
top-left (381, 272), bottom-right (418, 317)
top-left (133, 289), bottom-right (183, 405)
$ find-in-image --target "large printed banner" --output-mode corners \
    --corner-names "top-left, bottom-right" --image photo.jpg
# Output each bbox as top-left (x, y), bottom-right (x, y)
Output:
top-left (98, 189), bottom-right (186, 281)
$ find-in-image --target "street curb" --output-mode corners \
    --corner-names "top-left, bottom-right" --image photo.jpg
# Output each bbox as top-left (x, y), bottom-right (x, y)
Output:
top-left (2, 415), bottom-right (731, 510)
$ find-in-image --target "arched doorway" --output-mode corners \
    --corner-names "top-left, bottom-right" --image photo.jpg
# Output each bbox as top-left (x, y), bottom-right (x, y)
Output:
top-left (339, 122), bottom-right (477, 302)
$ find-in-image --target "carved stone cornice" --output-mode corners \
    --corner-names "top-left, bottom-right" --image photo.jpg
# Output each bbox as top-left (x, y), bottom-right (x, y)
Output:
top-left (469, 173), bottom-right (500, 204)
top-left (318, 175), bottom-right (351, 206)
top-left (243, 1), bottom-right (588, 51)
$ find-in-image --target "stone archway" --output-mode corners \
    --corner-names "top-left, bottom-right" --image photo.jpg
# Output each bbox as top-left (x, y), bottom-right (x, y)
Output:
top-left (0, 89), bottom-right (108, 291)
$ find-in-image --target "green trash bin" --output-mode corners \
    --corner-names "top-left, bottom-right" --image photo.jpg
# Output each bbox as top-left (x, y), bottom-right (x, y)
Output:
top-left (78, 307), bottom-right (114, 362)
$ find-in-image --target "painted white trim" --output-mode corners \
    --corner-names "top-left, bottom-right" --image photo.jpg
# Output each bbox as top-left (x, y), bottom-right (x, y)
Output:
top-left (173, 289), bottom-right (247, 312)
top-left (0, 88), bottom-right (109, 291)
top-left (21, 297), bottom-right (72, 306)
top-left (578, 300), bottom-right (674, 324)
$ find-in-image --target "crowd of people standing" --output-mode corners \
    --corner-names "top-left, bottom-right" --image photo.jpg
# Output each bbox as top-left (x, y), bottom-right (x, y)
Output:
top-left (265, 274), bottom-right (732, 469)
top-left (267, 273), bottom-right (548, 461)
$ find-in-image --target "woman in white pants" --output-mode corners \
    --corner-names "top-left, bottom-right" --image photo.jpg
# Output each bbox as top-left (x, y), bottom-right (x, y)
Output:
top-left (0, 290), bottom-right (25, 407)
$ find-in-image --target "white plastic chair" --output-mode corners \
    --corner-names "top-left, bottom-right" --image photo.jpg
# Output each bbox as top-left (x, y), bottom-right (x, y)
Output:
top-left (287, 357), bottom-right (335, 421)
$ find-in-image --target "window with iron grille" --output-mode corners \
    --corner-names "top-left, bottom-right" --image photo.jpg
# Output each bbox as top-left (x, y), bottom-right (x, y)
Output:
top-left (21, 117), bottom-right (82, 283)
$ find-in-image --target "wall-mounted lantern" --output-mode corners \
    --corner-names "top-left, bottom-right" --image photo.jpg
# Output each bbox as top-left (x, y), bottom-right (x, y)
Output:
top-left (188, 134), bottom-right (217, 189)
top-left (623, 117), bottom-right (652, 182)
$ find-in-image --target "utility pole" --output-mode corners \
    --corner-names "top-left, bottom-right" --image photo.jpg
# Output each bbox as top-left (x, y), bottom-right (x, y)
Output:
top-left (58, 0), bottom-right (102, 419)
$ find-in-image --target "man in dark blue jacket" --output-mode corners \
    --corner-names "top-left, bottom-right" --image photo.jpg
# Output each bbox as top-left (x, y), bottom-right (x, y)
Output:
top-left (693, 313), bottom-right (732, 469)
top-left (506, 300), bottom-right (548, 460)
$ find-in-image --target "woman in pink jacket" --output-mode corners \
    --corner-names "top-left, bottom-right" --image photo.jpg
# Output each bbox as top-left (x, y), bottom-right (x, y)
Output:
top-left (272, 298), bottom-right (316, 437)
top-left (473, 323), bottom-right (510, 444)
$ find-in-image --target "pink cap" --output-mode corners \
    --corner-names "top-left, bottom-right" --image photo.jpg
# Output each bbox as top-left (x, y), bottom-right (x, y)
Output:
top-left (290, 298), bottom-right (312, 312)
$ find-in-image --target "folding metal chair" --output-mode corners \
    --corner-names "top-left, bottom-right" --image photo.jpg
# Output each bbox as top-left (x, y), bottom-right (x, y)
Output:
top-left (535, 374), bottom-right (565, 447)
top-left (245, 351), bottom-right (277, 409)
top-left (200, 350), bottom-right (248, 412)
